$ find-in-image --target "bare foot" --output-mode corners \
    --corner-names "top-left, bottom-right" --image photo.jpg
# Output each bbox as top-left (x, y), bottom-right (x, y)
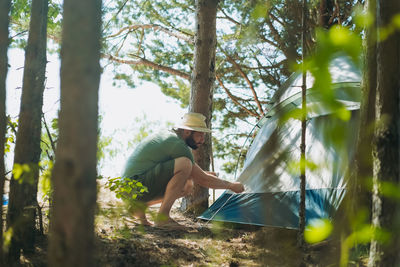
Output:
top-left (154, 217), bottom-right (186, 229)
top-left (133, 209), bottom-right (153, 226)
top-left (139, 218), bottom-right (153, 226)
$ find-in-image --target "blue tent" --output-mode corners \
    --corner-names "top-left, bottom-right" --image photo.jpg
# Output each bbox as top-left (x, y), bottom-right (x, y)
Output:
top-left (199, 56), bottom-right (361, 229)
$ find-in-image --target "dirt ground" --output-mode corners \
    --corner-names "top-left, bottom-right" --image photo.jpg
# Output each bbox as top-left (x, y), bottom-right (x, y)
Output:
top-left (95, 206), bottom-right (312, 267)
top-left (20, 184), bottom-right (368, 267)
top-left (93, 199), bottom-right (356, 267)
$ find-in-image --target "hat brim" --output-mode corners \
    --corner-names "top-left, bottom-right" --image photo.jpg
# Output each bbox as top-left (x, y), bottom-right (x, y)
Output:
top-left (176, 125), bottom-right (212, 133)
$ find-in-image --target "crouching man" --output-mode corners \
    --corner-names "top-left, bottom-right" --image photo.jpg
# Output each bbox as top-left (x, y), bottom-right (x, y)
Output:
top-left (122, 112), bottom-right (245, 227)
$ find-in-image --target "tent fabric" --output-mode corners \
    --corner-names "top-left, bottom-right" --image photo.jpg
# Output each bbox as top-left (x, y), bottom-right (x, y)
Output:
top-left (199, 55), bottom-right (361, 229)
top-left (200, 189), bottom-right (346, 229)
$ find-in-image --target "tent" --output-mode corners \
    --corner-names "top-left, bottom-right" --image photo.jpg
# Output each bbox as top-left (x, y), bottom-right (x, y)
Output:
top-left (199, 56), bottom-right (362, 229)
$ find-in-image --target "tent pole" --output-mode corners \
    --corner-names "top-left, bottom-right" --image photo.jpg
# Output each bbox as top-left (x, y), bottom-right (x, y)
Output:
top-left (298, 0), bottom-right (307, 249)
top-left (210, 140), bottom-right (215, 204)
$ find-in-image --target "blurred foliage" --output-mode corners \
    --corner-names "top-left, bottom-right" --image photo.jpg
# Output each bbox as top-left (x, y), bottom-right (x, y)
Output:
top-left (38, 117), bottom-right (58, 204)
top-left (12, 163), bottom-right (38, 185)
top-left (105, 177), bottom-right (148, 201)
top-left (297, 6), bottom-right (400, 265)
top-left (297, 20), bottom-right (363, 265)
top-left (38, 159), bottom-right (52, 205)
top-left (287, 157), bottom-right (319, 176)
top-left (304, 218), bottom-right (333, 244)
top-left (5, 116), bottom-right (18, 153)
top-left (2, 227), bottom-right (13, 253)
top-left (105, 176), bottom-right (149, 220)
top-left (339, 219), bottom-right (391, 267)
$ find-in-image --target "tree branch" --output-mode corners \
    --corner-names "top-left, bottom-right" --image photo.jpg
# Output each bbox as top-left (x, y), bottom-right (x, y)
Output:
top-left (102, 53), bottom-right (191, 80)
top-left (115, 31), bottom-right (129, 57)
top-left (106, 24), bottom-right (194, 44)
top-left (42, 114), bottom-right (56, 158)
top-left (216, 75), bottom-right (260, 118)
top-left (265, 17), bottom-right (286, 53)
top-left (102, 0), bottom-right (130, 34)
top-left (217, 7), bottom-right (241, 25)
top-left (258, 34), bottom-right (280, 50)
top-left (221, 51), bottom-right (265, 116)
top-left (7, 116), bottom-right (17, 135)
top-left (328, 0), bottom-right (341, 25)
top-left (269, 7), bottom-right (285, 28)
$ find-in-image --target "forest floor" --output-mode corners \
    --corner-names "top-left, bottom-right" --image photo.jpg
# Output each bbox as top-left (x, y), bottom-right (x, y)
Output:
top-left (21, 185), bottom-right (368, 267)
top-left (93, 204), bottom-right (338, 267)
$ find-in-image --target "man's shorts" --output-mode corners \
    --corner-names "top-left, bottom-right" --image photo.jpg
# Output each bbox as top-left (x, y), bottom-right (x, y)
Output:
top-left (132, 159), bottom-right (175, 202)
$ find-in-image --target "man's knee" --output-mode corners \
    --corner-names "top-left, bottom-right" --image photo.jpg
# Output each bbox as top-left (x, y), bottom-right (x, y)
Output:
top-left (174, 157), bottom-right (193, 177)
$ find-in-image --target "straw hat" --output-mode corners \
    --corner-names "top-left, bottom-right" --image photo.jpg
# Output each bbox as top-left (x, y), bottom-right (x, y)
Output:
top-left (175, 112), bottom-right (212, 133)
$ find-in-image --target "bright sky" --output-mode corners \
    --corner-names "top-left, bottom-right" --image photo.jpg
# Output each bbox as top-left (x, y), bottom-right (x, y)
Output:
top-left (6, 48), bottom-right (186, 177)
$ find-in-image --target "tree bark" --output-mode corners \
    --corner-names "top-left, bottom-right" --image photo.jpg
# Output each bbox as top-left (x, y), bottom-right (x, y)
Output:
top-left (0, 0), bottom-right (11, 264)
top-left (368, 0), bottom-right (400, 265)
top-left (355, 0), bottom-right (377, 219)
top-left (181, 0), bottom-right (218, 215)
top-left (5, 0), bottom-right (48, 263)
top-left (338, 0), bottom-right (377, 238)
top-left (48, 0), bottom-right (102, 265)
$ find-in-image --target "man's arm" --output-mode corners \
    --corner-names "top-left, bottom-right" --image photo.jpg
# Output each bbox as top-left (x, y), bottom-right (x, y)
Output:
top-left (190, 163), bottom-right (245, 193)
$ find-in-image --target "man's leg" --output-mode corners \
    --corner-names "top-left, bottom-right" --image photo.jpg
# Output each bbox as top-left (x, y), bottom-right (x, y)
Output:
top-left (182, 179), bottom-right (194, 197)
top-left (132, 207), bottom-right (152, 226)
top-left (135, 178), bottom-right (193, 225)
top-left (156, 157), bottom-right (192, 224)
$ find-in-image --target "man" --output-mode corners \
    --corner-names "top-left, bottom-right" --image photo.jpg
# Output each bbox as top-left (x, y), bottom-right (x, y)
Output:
top-left (122, 112), bottom-right (245, 227)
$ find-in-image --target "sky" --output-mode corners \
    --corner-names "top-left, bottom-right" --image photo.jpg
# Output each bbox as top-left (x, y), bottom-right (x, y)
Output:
top-left (6, 48), bottom-right (186, 177)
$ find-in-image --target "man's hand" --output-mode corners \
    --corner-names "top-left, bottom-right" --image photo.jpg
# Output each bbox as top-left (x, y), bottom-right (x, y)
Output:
top-left (228, 182), bottom-right (245, 193)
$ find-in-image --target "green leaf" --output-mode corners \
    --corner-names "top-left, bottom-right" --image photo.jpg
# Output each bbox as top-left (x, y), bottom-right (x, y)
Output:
top-left (251, 2), bottom-right (269, 19)
top-left (329, 26), bottom-right (351, 46)
top-left (392, 14), bottom-right (400, 29)
top-left (3, 227), bottom-right (13, 250)
top-left (304, 219), bottom-right (333, 244)
top-left (12, 163), bottom-right (24, 180)
top-left (287, 159), bottom-right (319, 175)
top-left (380, 181), bottom-right (400, 200)
top-left (353, 6), bottom-right (374, 28)
top-left (335, 106), bottom-right (351, 121)
top-left (279, 108), bottom-right (304, 124)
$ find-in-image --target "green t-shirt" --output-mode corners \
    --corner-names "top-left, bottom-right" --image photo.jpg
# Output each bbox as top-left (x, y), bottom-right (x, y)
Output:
top-left (122, 133), bottom-right (194, 177)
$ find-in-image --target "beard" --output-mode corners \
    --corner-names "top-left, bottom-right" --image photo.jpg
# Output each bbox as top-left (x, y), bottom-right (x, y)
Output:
top-left (185, 133), bottom-right (198, 149)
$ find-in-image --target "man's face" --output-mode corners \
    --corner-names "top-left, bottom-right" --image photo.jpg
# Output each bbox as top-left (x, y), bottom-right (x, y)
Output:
top-left (185, 131), bottom-right (205, 149)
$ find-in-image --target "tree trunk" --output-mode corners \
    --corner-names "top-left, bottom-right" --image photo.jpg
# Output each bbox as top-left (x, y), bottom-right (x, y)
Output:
top-left (181, 0), bottom-right (218, 215)
top-left (5, 0), bottom-right (48, 263)
top-left (353, 0), bottom-right (376, 220)
top-left (368, 1), bottom-right (400, 265)
top-left (0, 0), bottom-right (11, 264)
top-left (338, 0), bottom-right (377, 237)
top-left (47, 0), bottom-right (102, 265)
